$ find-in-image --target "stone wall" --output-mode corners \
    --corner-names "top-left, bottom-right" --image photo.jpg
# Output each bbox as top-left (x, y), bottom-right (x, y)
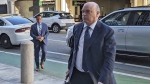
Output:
top-left (15, 0), bottom-right (40, 18)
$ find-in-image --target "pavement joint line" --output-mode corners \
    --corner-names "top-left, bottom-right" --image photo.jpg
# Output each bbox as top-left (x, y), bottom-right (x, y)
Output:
top-left (0, 51), bottom-right (19, 55)
top-left (47, 51), bottom-right (150, 69)
top-left (115, 62), bottom-right (150, 69)
top-left (0, 50), bottom-right (149, 69)
top-left (48, 39), bottom-right (66, 43)
top-left (114, 71), bottom-right (150, 80)
top-left (46, 59), bottom-right (67, 64)
top-left (0, 50), bottom-right (150, 80)
top-left (47, 51), bottom-right (69, 56)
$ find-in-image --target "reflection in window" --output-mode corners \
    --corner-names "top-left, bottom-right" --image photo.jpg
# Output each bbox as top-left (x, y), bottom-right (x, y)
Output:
top-left (102, 12), bottom-right (130, 26)
top-left (133, 11), bottom-right (150, 26)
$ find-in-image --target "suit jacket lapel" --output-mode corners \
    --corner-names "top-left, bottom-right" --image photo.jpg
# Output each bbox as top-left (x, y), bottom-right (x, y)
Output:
top-left (41, 23), bottom-right (44, 35)
top-left (35, 23), bottom-right (40, 36)
top-left (86, 21), bottom-right (103, 50)
top-left (75, 22), bottom-right (84, 50)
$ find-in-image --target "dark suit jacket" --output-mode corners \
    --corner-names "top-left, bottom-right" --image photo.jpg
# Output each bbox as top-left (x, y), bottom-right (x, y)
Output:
top-left (68, 20), bottom-right (116, 84)
top-left (30, 22), bottom-right (49, 45)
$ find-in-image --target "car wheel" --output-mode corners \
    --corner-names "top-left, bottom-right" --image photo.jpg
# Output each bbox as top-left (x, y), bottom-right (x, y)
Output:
top-left (52, 24), bottom-right (60, 33)
top-left (1, 34), bottom-right (12, 49)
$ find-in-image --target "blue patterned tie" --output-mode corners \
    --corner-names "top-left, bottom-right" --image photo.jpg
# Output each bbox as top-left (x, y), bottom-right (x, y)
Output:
top-left (38, 24), bottom-right (42, 35)
top-left (82, 26), bottom-right (90, 71)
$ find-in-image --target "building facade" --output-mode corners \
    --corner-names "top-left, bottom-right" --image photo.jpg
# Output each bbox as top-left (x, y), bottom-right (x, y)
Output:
top-left (5, 0), bottom-right (150, 19)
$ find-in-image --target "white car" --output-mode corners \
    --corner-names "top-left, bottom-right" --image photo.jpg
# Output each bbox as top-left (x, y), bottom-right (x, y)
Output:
top-left (29, 11), bottom-right (75, 33)
top-left (0, 15), bottom-right (33, 49)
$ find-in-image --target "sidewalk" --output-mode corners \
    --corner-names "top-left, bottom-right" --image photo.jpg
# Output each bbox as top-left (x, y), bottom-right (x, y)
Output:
top-left (0, 63), bottom-right (64, 84)
top-left (0, 52), bottom-right (150, 84)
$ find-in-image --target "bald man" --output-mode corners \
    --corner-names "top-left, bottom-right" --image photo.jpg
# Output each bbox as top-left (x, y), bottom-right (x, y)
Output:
top-left (66, 2), bottom-right (116, 84)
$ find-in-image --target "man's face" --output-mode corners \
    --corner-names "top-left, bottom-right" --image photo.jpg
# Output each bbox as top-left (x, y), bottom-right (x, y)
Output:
top-left (36, 16), bottom-right (42, 23)
top-left (82, 4), bottom-right (99, 25)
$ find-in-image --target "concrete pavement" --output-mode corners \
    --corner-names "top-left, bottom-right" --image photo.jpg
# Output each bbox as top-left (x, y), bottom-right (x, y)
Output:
top-left (0, 63), bottom-right (64, 84)
top-left (0, 51), bottom-right (150, 84)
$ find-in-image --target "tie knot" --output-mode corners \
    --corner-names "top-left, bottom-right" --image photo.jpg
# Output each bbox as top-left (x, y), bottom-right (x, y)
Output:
top-left (86, 26), bottom-right (90, 30)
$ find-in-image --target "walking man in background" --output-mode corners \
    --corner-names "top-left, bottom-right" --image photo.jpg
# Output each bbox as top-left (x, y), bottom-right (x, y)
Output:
top-left (30, 15), bottom-right (49, 72)
top-left (66, 2), bottom-right (116, 84)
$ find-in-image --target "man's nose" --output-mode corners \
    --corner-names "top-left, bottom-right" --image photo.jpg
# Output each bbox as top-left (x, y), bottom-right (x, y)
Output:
top-left (82, 12), bottom-right (86, 15)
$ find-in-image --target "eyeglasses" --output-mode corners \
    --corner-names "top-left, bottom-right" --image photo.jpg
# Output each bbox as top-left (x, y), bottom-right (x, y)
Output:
top-left (81, 10), bottom-right (92, 14)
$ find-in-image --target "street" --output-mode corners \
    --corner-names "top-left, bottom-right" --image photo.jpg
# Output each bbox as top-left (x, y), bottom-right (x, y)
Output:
top-left (0, 30), bottom-right (150, 84)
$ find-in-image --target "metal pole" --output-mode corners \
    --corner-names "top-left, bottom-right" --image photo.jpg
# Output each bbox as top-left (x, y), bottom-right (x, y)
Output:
top-left (21, 41), bottom-right (34, 83)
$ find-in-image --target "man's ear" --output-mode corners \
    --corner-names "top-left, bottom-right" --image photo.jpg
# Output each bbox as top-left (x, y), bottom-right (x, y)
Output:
top-left (97, 11), bottom-right (100, 17)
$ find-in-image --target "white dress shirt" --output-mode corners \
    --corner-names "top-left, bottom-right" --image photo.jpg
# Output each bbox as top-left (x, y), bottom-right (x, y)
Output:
top-left (76, 21), bottom-right (98, 72)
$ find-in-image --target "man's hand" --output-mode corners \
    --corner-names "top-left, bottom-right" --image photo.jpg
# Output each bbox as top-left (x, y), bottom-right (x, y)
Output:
top-left (39, 36), bottom-right (44, 42)
top-left (36, 36), bottom-right (41, 40)
top-left (36, 36), bottom-right (44, 42)
top-left (66, 69), bottom-right (70, 77)
top-left (98, 82), bottom-right (103, 84)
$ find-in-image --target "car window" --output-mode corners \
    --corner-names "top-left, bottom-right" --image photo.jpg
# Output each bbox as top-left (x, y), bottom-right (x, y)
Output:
top-left (37, 12), bottom-right (55, 18)
top-left (34, 12), bottom-right (47, 18)
top-left (53, 13), bottom-right (59, 16)
top-left (34, 13), bottom-right (43, 18)
top-left (0, 20), bottom-right (5, 26)
top-left (44, 12), bottom-right (54, 17)
top-left (102, 12), bottom-right (130, 26)
top-left (49, 13), bottom-right (55, 17)
top-left (6, 16), bottom-right (32, 25)
top-left (59, 13), bottom-right (73, 19)
top-left (40, 13), bottom-right (44, 17)
top-left (130, 11), bottom-right (150, 26)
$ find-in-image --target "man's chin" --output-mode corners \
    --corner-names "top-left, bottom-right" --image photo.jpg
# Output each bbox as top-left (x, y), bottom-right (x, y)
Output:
top-left (83, 20), bottom-right (87, 22)
top-left (83, 20), bottom-right (89, 23)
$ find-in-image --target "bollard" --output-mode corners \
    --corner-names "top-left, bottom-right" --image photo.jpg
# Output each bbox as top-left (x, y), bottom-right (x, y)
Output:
top-left (21, 41), bottom-right (34, 84)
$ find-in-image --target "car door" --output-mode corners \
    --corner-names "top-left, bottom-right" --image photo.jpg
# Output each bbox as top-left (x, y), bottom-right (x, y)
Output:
top-left (126, 11), bottom-right (150, 53)
top-left (101, 11), bottom-right (130, 51)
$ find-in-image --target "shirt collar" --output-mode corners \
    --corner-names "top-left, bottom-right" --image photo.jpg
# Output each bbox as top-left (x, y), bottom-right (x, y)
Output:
top-left (83, 21), bottom-right (98, 30)
top-left (37, 22), bottom-right (42, 25)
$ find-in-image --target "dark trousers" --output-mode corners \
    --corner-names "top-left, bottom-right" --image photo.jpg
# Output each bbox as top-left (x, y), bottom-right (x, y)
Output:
top-left (70, 67), bottom-right (94, 84)
top-left (34, 41), bottom-right (47, 68)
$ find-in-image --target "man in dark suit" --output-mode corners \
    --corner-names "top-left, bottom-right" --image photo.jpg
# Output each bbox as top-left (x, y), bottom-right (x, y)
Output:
top-left (30, 15), bottom-right (49, 71)
top-left (66, 2), bottom-right (116, 84)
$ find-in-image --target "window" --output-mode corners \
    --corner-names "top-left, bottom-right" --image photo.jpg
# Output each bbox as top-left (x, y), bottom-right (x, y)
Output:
top-left (102, 12), bottom-right (130, 26)
top-left (59, 13), bottom-right (73, 19)
top-left (0, 20), bottom-right (5, 26)
top-left (49, 13), bottom-right (54, 17)
top-left (130, 11), bottom-right (150, 26)
top-left (6, 16), bottom-right (32, 25)
top-left (40, 12), bottom-right (47, 17)
top-left (35, 12), bottom-right (51, 18)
